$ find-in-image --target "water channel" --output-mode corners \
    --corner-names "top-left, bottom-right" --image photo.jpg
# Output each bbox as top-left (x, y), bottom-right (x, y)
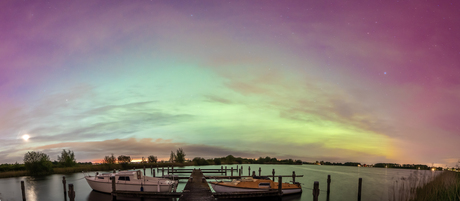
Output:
top-left (0, 164), bottom-right (439, 201)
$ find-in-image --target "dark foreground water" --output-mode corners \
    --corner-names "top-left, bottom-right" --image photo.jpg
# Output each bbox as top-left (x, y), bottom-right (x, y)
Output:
top-left (0, 164), bottom-right (439, 201)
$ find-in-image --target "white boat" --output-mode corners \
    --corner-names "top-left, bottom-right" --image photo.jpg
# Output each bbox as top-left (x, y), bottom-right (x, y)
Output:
top-left (210, 177), bottom-right (302, 195)
top-left (84, 170), bottom-right (178, 193)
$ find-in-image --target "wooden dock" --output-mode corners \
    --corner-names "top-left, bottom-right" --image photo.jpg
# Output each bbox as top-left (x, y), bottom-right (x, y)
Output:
top-left (179, 169), bottom-right (215, 201)
top-left (110, 168), bottom-right (297, 200)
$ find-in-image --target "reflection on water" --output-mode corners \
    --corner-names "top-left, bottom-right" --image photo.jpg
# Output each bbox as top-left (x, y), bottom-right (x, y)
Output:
top-left (25, 177), bottom-right (37, 201)
top-left (0, 165), bottom-right (440, 201)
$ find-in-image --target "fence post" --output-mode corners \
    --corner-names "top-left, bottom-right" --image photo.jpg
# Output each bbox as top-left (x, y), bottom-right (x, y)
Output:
top-left (358, 178), bottom-right (362, 201)
top-left (258, 167), bottom-right (261, 176)
top-left (68, 183), bottom-right (75, 201)
top-left (313, 181), bottom-right (320, 201)
top-left (272, 169), bottom-right (275, 181)
top-left (327, 175), bottom-right (331, 199)
top-left (21, 181), bottom-right (26, 201)
top-left (62, 176), bottom-right (67, 201)
top-left (112, 176), bottom-right (117, 201)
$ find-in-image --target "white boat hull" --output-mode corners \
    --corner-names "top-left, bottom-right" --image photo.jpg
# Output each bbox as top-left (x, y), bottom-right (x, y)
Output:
top-left (211, 183), bottom-right (302, 195)
top-left (85, 177), bottom-right (174, 193)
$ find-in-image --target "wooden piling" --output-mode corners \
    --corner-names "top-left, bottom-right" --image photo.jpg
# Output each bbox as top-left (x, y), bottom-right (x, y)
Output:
top-left (68, 183), bottom-right (75, 201)
top-left (327, 175), bottom-right (331, 199)
top-left (272, 169), bottom-right (275, 181)
top-left (252, 171), bottom-right (255, 177)
top-left (248, 166), bottom-right (251, 176)
top-left (225, 166), bottom-right (227, 176)
top-left (292, 171), bottom-right (296, 183)
top-left (112, 176), bottom-right (117, 201)
top-left (278, 176), bottom-right (282, 196)
top-left (21, 181), bottom-right (26, 201)
top-left (231, 167), bottom-right (233, 176)
top-left (239, 167), bottom-right (242, 176)
top-left (258, 167), bottom-right (261, 176)
top-left (62, 176), bottom-right (67, 201)
top-left (167, 166), bottom-right (170, 174)
top-left (143, 166), bottom-right (146, 176)
top-left (313, 181), bottom-right (320, 201)
top-left (358, 178), bottom-right (362, 201)
top-left (162, 167), bottom-right (164, 177)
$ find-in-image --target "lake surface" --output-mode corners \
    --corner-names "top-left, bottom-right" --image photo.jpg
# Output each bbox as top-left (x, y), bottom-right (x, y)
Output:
top-left (0, 164), bottom-right (439, 201)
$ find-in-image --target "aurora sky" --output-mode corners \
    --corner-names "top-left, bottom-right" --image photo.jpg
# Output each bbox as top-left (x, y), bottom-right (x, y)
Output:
top-left (1, 1), bottom-right (459, 166)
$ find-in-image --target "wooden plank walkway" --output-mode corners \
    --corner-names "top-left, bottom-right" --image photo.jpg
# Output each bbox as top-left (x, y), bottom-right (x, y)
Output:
top-left (179, 169), bottom-right (215, 201)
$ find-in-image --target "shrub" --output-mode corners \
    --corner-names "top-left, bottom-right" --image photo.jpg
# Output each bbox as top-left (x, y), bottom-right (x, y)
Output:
top-left (24, 151), bottom-right (53, 175)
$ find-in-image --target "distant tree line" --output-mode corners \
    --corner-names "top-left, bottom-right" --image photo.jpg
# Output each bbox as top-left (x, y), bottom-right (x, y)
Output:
top-left (191, 155), bottom-right (302, 166)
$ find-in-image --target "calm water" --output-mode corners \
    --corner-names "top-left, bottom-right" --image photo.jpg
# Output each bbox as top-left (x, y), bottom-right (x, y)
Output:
top-left (0, 164), bottom-right (439, 201)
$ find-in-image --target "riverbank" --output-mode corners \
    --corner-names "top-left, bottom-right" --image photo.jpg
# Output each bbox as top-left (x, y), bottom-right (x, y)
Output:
top-left (0, 162), bottom-right (191, 178)
top-left (410, 171), bottom-right (460, 201)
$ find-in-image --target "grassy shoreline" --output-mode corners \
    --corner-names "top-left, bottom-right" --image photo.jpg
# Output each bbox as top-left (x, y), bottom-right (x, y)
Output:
top-left (410, 171), bottom-right (460, 201)
top-left (0, 162), bottom-right (191, 178)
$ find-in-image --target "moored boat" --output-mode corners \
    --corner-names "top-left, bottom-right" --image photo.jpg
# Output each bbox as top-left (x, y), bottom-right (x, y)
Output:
top-left (84, 170), bottom-right (178, 193)
top-left (210, 176), bottom-right (302, 195)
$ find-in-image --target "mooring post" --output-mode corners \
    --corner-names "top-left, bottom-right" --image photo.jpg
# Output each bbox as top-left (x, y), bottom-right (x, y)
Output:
top-left (112, 176), bottom-right (117, 201)
top-left (153, 167), bottom-right (156, 177)
top-left (313, 181), bottom-right (320, 201)
top-left (231, 167), bottom-right (233, 176)
top-left (248, 166), bottom-right (251, 176)
top-left (236, 165), bottom-right (238, 172)
top-left (327, 175), bottom-right (331, 199)
top-left (278, 176), bottom-right (282, 196)
top-left (143, 166), bottom-right (146, 176)
top-left (162, 166), bottom-right (164, 177)
top-left (221, 166), bottom-right (223, 175)
top-left (172, 165), bottom-right (174, 174)
top-left (292, 171), bottom-right (296, 183)
top-left (272, 169), bottom-right (275, 181)
top-left (68, 183), bottom-right (75, 201)
top-left (239, 167), bottom-right (242, 176)
top-left (167, 166), bottom-right (170, 174)
top-left (358, 178), bottom-right (362, 201)
top-left (241, 166), bottom-right (243, 175)
top-left (225, 166), bottom-right (227, 176)
top-left (150, 166), bottom-right (153, 175)
top-left (252, 171), bottom-right (256, 177)
top-left (258, 167), bottom-right (261, 176)
top-left (62, 176), bottom-right (67, 201)
top-left (21, 181), bottom-right (26, 201)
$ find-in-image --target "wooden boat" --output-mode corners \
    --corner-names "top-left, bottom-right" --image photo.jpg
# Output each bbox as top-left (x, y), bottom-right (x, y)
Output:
top-left (84, 170), bottom-right (178, 193)
top-left (210, 176), bottom-right (302, 195)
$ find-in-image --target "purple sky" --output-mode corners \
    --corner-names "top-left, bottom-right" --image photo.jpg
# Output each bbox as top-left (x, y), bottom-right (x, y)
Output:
top-left (1, 1), bottom-right (459, 166)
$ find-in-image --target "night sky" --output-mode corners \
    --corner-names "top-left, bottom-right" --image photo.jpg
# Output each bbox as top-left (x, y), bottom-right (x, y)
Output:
top-left (1, 1), bottom-right (459, 166)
